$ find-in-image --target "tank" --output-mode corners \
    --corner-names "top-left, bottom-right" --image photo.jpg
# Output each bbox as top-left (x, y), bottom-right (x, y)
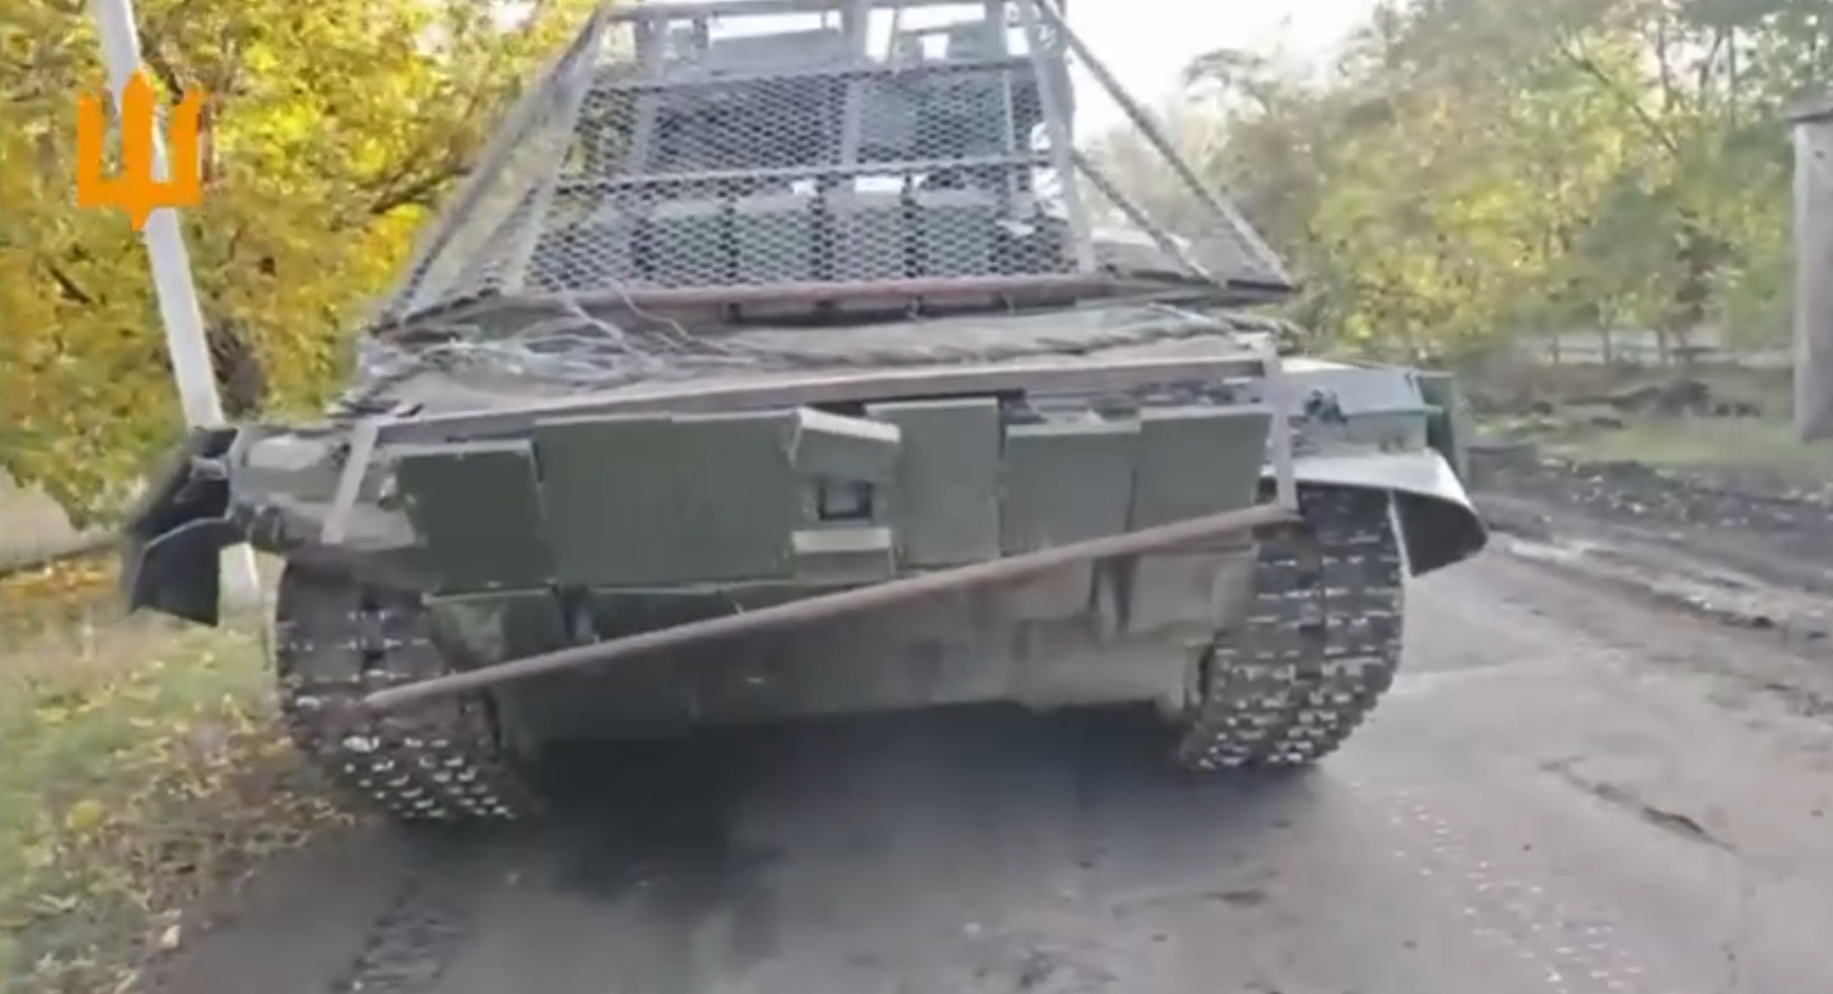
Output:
top-left (118, 0), bottom-right (1488, 825)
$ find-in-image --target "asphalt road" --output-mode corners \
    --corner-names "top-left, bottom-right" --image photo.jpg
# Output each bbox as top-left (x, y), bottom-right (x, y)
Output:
top-left (160, 545), bottom-right (1833, 994)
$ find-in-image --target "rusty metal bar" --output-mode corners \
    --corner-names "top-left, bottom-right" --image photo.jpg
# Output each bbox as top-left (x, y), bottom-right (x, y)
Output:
top-left (363, 500), bottom-right (1298, 711)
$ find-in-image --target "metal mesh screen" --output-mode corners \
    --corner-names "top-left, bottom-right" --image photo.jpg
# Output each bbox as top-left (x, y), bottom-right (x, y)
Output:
top-left (1794, 97), bottom-right (1833, 441)
top-left (372, 0), bottom-right (1291, 328)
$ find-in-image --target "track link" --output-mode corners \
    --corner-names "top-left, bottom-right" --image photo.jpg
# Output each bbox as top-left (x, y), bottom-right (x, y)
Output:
top-left (272, 566), bottom-right (541, 824)
top-left (1175, 484), bottom-right (1405, 770)
top-left (269, 484), bottom-right (1400, 819)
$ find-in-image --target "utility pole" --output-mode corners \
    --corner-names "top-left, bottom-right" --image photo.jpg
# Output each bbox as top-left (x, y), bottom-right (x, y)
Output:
top-left (89, 0), bottom-right (263, 607)
top-left (1792, 95), bottom-right (1833, 442)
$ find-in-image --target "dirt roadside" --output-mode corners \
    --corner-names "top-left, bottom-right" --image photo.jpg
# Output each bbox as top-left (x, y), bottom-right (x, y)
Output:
top-left (1466, 439), bottom-right (1833, 645)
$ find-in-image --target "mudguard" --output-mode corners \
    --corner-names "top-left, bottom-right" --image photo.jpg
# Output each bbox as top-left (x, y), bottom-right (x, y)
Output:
top-left (119, 426), bottom-right (239, 625)
top-left (1286, 449), bottom-right (1487, 576)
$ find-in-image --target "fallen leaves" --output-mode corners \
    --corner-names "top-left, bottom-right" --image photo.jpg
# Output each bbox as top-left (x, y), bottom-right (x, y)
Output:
top-left (61, 799), bottom-right (108, 836)
top-left (0, 558), bottom-right (113, 602)
top-left (0, 580), bottom-right (348, 994)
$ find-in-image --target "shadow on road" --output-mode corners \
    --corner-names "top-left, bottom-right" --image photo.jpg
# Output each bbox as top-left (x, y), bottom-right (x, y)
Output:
top-left (518, 701), bottom-right (1314, 899)
top-left (159, 703), bottom-right (1328, 994)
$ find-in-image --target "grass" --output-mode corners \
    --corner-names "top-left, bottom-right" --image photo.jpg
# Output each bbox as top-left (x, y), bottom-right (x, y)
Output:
top-left (0, 558), bottom-right (350, 994)
top-left (1541, 415), bottom-right (1833, 482)
top-left (1475, 363), bottom-right (1833, 490)
top-left (1495, 410), bottom-right (1833, 491)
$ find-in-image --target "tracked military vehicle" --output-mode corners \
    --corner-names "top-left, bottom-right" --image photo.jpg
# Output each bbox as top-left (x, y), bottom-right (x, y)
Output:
top-left (120, 0), bottom-right (1488, 824)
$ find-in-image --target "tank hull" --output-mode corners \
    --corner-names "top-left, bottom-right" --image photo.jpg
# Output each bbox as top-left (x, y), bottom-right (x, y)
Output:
top-left (119, 329), bottom-right (1487, 824)
top-left (449, 545), bottom-right (1254, 747)
top-left (108, 0), bottom-right (1496, 827)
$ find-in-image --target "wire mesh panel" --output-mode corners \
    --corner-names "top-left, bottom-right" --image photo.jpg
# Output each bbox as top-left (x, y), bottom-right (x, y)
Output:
top-left (375, 0), bottom-right (1291, 328)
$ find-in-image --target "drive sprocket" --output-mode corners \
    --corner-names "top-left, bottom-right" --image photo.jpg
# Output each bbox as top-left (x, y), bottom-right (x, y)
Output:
top-left (1174, 483), bottom-right (1405, 770)
top-left (271, 566), bottom-right (541, 824)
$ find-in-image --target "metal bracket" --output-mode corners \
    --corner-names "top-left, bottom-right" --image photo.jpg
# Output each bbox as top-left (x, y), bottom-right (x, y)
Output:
top-left (321, 418), bottom-right (382, 546)
top-left (1260, 344), bottom-right (1298, 513)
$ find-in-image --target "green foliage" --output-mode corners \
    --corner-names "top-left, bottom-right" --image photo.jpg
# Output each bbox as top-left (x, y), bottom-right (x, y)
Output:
top-left (0, 0), bottom-right (593, 525)
top-left (1105, 0), bottom-right (1828, 366)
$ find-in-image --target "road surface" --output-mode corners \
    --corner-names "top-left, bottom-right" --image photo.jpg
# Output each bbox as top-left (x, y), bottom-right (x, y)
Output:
top-left (159, 545), bottom-right (1833, 994)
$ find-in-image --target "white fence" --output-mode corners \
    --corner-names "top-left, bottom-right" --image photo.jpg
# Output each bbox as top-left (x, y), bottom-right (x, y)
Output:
top-left (1512, 327), bottom-right (1791, 369)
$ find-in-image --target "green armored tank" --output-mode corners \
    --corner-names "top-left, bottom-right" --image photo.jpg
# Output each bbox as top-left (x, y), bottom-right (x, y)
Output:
top-left (120, 0), bottom-right (1488, 824)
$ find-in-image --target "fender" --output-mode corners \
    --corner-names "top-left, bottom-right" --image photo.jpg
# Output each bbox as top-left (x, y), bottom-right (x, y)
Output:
top-left (119, 427), bottom-right (240, 625)
top-left (1277, 449), bottom-right (1488, 576)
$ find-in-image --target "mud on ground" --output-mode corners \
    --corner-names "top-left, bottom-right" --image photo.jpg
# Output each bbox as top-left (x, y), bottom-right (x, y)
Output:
top-left (1458, 421), bottom-right (1833, 690)
top-left (1465, 363), bottom-right (1828, 555)
top-left (1468, 439), bottom-right (1833, 592)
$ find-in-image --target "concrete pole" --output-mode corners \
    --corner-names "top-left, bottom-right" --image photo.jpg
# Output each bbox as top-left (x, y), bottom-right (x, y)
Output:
top-left (89, 0), bottom-right (263, 607)
top-left (1792, 96), bottom-right (1833, 442)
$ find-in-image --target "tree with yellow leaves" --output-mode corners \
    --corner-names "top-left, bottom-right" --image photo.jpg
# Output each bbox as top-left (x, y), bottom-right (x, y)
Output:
top-left (0, 0), bottom-right (594, 523)
top-left (1106, 0), bottom-right (1816, 372)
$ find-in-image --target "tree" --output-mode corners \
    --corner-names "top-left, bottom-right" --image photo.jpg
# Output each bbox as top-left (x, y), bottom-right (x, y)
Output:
top-left (1104, 0), bottom-right (1826, 368)
top-left (0, 0), bottom-right (593, 522)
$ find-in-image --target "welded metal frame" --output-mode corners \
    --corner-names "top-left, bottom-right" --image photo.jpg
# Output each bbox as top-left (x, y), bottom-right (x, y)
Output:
top-left (371, 0), bottom-right (1294, 327)
top-left (387, 6), bottom-right (615, 318)
top-left (1021, 0), bottom-right (1284, 282)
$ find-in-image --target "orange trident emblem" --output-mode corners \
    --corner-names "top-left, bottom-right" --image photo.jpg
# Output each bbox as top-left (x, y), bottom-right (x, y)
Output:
top-left (76, 69), bottom-right (206, 231)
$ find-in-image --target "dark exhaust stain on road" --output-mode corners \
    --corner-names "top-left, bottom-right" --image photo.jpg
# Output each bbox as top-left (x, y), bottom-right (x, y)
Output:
top-left (325, 835), bottom-right (497, 994)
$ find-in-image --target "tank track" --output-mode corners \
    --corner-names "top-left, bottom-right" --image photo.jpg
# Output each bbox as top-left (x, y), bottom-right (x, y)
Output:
top-left (268, 484), bottom-right (1400, 821)
top-left (272, 566), bottom-right (541, 824)
top-left (1174, 484), bottom-right (1405, 770)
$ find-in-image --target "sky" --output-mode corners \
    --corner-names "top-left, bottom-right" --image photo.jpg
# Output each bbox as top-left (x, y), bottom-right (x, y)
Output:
top-left (677, 0), bottom-right (1384, 119)
top-left (1066, 0), bottom-right (1380, 118)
